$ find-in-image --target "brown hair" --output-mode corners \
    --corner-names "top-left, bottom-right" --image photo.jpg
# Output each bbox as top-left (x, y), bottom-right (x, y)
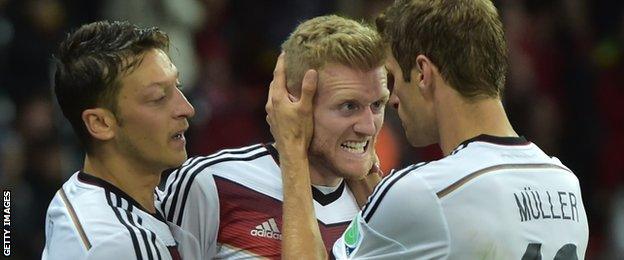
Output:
top-left (377, 0), bottom-right (508, 98)
top-left (54, 21), bottom-right (169, 152)
top-left (281, 15), bottom-right (386, 95)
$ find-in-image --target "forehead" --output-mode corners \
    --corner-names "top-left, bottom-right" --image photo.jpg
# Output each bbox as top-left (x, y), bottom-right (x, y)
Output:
top-left (119, 49), bottom-right (178, 93)
top-left (317, 63), bottom-right (387, 100)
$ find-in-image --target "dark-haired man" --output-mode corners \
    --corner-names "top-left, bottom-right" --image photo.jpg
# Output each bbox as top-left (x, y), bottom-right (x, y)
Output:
top-left (42, 21), bottom-right (200, 259)
top-left (267, 0), bottom-right (589, 259)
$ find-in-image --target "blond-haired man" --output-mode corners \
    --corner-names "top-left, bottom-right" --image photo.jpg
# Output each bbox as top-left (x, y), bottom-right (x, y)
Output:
top-left (267, 0), bottom-right (589, 259)
top-left (159, 15), bottom-right (388, 258)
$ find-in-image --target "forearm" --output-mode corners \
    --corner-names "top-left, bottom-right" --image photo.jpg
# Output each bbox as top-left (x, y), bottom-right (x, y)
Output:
top-left (280, 152), bottom-right (327, 260)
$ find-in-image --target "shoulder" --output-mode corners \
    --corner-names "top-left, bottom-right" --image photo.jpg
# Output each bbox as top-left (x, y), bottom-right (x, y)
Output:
top-left (360, 162), bottom-right (441, 222)
top-left (159, 143), bottom-right (280, 222)
top-left (166, 143), bottom-right (275, 185)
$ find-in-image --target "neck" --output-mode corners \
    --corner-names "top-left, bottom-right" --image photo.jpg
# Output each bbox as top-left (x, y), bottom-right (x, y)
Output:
top-left (83, 150), bottom-right (161, 213)
top-left (307, 157), bottom-right (343, 187)
top-left (435, 91), bottom-right (517, 156)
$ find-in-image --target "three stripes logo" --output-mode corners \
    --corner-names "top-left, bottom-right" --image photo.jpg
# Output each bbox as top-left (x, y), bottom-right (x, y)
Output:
top-left (250, 218), bottom-right (282, 240)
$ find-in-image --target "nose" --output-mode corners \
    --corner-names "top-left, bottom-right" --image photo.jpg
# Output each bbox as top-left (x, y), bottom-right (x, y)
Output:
top-left (353, 107), bottom-right (377, 136)
top-left (389, 91), bottom-right (399, 110)
top-left (174, 88), bottom-right (196, 119)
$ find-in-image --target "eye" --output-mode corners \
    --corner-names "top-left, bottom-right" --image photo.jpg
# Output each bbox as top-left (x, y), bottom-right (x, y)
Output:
top-left (153, 95), bottom-right (166, 103)
top-left (340, 102), bottom-right (359, 112)
top-left (371, 100), bottom-right (386, 113)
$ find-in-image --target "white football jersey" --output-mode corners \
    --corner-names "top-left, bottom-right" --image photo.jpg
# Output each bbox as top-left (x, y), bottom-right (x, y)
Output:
top-left (333, 135), bottom-right (589, 259)
top-left (42, 172), bottom-right (201, 260)
top-left (159, 143), bottom-right (361, 259)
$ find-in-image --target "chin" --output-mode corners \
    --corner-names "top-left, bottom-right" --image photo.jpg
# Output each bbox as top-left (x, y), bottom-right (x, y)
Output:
top-left (166, 153), bottom-right (188, 168)
top-left (336, 162), bottom-right (372, 179)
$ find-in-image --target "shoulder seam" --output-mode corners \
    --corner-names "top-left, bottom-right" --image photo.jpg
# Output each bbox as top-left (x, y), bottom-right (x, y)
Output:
top-left (58, 188), bottom-right (92, 250)
top-left (436, 163), bottom-right (572, 198)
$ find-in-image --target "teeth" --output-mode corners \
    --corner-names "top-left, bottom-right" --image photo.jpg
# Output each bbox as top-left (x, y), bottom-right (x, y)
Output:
top-left (340, 141), bottom-right (367, 153)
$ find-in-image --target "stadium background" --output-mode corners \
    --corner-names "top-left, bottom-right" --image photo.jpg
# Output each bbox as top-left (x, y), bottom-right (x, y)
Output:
top-left (0, 0), bottom-right (622, 259)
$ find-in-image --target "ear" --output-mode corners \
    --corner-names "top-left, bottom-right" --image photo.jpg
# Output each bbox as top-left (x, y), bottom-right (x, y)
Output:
top-left (413, 55), bottom-right (436, 100)
top-left (82, 108), bottom-right (116, 141)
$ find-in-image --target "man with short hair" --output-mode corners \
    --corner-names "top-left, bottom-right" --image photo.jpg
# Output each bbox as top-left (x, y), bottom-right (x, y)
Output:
top-left (266, 0), bottom-right (589, 259)
top-left (42, 21), bottom-right (200, 259)
top-left (159, 15), bottom-right (387, 258)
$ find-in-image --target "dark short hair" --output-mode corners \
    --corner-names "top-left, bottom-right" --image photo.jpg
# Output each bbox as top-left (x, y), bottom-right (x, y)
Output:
top-left (53, 20), bottom-right (169, 152)
top-left (376, 0), bottom-right (508, 99)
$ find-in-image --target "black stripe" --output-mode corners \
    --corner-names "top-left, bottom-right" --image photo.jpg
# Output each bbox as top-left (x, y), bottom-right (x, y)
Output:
top-left (150, 231), bottom-right (163, 260)
top-left (106, 191), bottom-right (142, 260)
top-left (454, 134), bottom-right (529, 152)
top-left (311, 180), bottom-right (345, 206)
top-left (361, 167), bottom-right (401, 215)
top-left (361, 164), bottom-right (417, 216)
top-left (120, 197), bottom-right (150, 260)
top-left (134, 217), bottom-right (154, 260)
top-left (363, 163), bottom-right (429, 222)
top-left (175, 150), bottom-right (271, 225)
top-left (263, 143), bottom-right (280, 165)
top-left (163, 144), bottom-right (265, 221)
top-left (161, 157), bottom-right (200, 221)
top-left (79, 172), bottom-right (151, 213)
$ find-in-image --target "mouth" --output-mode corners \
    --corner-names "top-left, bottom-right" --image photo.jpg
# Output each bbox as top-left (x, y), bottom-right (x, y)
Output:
top-left (171, 128), bottom-right (187, 142)
top-left (340, 140), bottom-right (369, 154)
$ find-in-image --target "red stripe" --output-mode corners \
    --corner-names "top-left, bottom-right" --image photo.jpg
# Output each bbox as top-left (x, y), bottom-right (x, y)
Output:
top-left (215, 177), bottom-right (351, 258)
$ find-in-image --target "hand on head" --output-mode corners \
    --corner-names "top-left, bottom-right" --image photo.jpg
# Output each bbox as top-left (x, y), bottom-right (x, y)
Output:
top-left (265, 53), bottom-right (318, 153)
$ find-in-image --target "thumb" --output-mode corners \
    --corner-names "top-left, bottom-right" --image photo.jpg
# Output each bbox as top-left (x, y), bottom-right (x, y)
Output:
top-left (299, 69), bottom-right (318, 108)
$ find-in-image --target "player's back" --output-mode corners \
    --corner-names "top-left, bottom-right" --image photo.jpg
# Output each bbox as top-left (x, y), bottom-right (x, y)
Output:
top-left (422, 135), bottom-right (588, 259)
top-left (334, 135), bottom-right (588, 259)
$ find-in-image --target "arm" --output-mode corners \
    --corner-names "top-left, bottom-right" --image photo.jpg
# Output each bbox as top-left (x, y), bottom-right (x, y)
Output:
top-left (265, 53), bottom-right (326, 259)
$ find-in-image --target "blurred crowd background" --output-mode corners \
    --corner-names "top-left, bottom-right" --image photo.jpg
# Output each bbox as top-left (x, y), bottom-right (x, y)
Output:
top-left (0, 0), bottom-right (622, 259)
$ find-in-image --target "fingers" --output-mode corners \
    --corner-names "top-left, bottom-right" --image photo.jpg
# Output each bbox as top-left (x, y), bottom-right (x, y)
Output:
top-left (299, 69), bottom-right (318, 110)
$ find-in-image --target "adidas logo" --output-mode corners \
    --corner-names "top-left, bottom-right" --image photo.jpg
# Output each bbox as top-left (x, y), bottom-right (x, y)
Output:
top-left (250, 218), bottom-right (282, 240)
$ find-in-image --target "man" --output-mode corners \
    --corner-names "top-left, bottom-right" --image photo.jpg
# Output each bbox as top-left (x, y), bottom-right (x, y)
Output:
top-left (266, 0), bottom-right (589, 259)
top-left (42, 21), bottom-right (201, 259)
top-left (159, 15), bottom-right (387, 258)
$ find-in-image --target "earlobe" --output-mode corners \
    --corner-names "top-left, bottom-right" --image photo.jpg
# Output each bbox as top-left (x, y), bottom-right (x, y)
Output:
top-left (82, 108), bottom-right (116, 141)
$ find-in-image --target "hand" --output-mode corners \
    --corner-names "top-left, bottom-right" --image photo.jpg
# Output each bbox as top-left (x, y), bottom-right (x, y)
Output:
top-left (265, 53), bottom-right (318, 155)
top-left (346, 152), bottom-right (383, 208)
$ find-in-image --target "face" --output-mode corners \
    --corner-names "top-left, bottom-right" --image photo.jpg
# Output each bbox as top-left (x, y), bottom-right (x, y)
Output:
top-left (386, 51), bottom-right (438, 147)
top-left (309, 63), bottom-right (389, 180)
top-left (113, 48), bottom-right (195, 171)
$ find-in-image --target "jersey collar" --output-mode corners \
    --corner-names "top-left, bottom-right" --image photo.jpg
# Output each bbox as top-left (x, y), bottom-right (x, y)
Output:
top-left (264, 142), bottom-right (347, 206)
top-left (451, 134), bottom-right (530, 155)
top-left (77, 171), bottom-right (167, 222)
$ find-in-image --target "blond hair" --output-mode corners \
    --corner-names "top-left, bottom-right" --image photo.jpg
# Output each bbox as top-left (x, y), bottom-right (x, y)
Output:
top-left (281, 15), bottom-right (386, 95)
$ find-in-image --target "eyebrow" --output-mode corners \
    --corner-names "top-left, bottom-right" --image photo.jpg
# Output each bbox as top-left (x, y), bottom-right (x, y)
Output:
top-left (145, 71), bottom-right (180, 88)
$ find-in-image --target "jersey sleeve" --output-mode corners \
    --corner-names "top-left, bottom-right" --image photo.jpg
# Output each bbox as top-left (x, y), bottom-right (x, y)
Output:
top-left (159, 163), bottom-right (220, 258)
top-left (333, 172), bottom-right (450, 259)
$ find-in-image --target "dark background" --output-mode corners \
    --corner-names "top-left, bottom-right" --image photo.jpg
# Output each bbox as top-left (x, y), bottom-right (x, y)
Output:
top-left (0, 0), bottom-right (622, 259)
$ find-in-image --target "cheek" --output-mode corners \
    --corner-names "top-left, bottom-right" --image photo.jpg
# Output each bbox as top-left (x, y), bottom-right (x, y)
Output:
top-left (374, 114), bottom-right (384, 133)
